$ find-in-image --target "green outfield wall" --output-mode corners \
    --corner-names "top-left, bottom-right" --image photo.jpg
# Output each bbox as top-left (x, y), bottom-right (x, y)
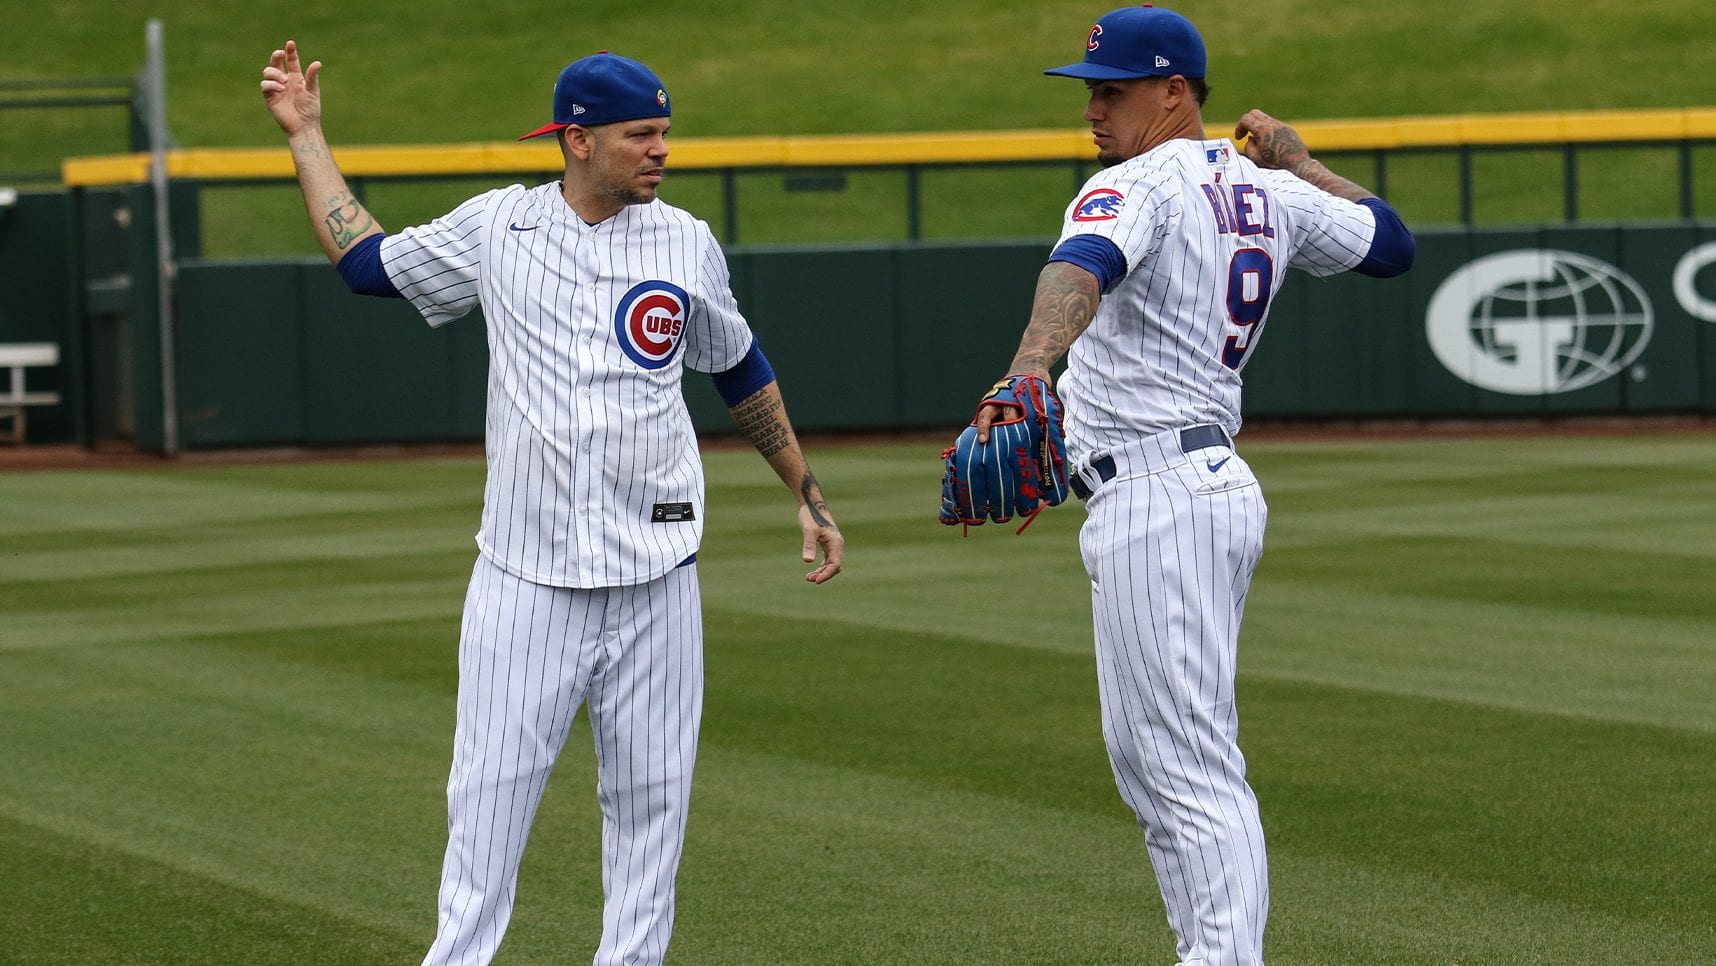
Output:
top-left (7, 212), bottom-right (1716, 449)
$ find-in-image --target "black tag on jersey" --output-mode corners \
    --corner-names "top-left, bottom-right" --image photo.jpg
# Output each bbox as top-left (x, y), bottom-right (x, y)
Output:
top-left (651, 502), bottom-right (696, 523)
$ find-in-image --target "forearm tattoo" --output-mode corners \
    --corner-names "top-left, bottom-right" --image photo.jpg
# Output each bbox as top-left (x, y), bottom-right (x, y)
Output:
top-left (1011, 262), bottom-right (1101, 374)
top-left (1288, 158), bottom-right (1377, 202)
top-left (731, 389), bottom-right (792, 458)
top-left (322, 194), bottom-right (374, 250)
top-left (1255, 126), bottom-right (1375, 202)
top-left (799, 471), bottom-right (835, 529)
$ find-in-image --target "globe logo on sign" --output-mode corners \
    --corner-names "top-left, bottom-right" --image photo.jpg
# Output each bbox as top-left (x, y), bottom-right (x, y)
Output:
top-left (1425, 250), bottom-right (1653, 395)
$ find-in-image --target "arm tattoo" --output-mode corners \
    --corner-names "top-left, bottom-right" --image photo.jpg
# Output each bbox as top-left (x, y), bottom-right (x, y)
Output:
top-left (1288, 157), bottom-right (1377, 203)
top-left (730, 389), bottom-right (792, 458)
top-left (1253, 123), bottom-right (1375, 202)
top-left (323, 195), bottom-right (375, 250)
top-left (1011, 262), bottom-right (1101, 374)
top-left (799, 471), bottom-right (835, 529)
top-left (1255, 125), bottom-right (1310, 171)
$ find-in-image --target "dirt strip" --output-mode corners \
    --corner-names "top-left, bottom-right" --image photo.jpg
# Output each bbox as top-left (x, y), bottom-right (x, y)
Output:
top-left (2, 416), bottom-right (1711, 472)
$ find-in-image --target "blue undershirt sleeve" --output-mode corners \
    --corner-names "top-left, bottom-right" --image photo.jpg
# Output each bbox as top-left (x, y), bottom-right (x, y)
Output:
top-left (1048, 235), bottom-right (1128, 293)
top-left (1354, 199), bottom-right (1416, 278)
top-left (335, 233), bottom-right (403, 298)
top-left (710, 340), bottom-right (776, 406)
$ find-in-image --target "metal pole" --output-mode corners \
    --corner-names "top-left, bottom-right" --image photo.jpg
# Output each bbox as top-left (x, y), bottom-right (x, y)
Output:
top-left (905, 165), bottom-right (921, 241)
top-left (1458, 147), bottom-right (1473, 224)
top-left (1679, 141), bottom-right (1695, 218)
top-left (722, 169), bottom-right (738, 244)
top-left (146, 19), bottom-right (179, 455)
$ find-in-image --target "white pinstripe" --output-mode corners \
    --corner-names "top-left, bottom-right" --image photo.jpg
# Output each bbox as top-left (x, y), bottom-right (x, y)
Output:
top-left (423, 556), bottom-right (702, 966)
top-left (1080, 440), bottom-right (1268, 965)
top-left (1056, 138), bottom-right (1377, 964)
top-left (382, 182), bottom-right (750, 964)
top-left (1056, 139), bottom-right (1377, 458)
top-left (382, 184), bottom-right (751, 589)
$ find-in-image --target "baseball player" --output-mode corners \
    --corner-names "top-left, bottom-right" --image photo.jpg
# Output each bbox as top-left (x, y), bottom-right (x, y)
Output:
top-left (966, 7), bottom-right (1415, 964)
top-left (261, 42), bottom-right (843, 966)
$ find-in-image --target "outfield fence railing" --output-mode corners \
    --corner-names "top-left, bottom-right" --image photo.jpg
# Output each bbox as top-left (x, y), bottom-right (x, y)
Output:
top-left (26, 107), bottom-right (1716, 450)
top-left (59, 107), bottom-right (1716, 248)
top-left (0, 77), bottom-right (145, 185)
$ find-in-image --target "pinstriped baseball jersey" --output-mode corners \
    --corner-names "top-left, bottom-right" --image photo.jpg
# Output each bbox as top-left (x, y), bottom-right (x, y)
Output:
top-left (381, 182), bottom-right (753, 588)
top-left (1053, 137), bottom-right (1378, 464)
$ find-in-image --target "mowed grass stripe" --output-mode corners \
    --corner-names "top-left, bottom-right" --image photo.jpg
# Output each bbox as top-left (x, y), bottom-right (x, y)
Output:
top-left (0, 815), bottom-right (420, 966)
top-left (1246, 583), bottom-right (1715, 733)
top-left (1, 434), bottom-right (1713, 962)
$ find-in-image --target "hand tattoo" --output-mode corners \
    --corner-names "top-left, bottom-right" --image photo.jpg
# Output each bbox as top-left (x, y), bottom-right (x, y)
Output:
top-left (1254, 125), bottom-right (1310, 171)
top-left (799, 471), bottom-right (835, 530)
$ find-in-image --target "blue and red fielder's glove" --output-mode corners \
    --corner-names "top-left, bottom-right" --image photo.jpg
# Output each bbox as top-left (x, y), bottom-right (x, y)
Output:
top-left (939, 374), bottom-right (1070, 532)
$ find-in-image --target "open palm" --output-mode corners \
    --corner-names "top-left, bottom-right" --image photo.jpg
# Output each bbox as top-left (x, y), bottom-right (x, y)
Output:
top-left (260, 40), bottom-right (322, 136)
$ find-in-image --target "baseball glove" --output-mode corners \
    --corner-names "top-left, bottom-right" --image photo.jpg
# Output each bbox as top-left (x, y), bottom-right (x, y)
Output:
top-left (939, 373), bottom-right (1070, 532)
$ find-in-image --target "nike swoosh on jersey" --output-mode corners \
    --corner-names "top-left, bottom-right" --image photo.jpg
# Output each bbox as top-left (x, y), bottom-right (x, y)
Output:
top-left (1207, 455), bottom-right (1232, 472)
top-left (509, 223), bottom-right (540, 232)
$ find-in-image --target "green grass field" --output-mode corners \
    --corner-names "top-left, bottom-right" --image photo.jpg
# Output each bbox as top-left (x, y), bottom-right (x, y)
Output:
top-left (3, 433), bottom-right (1713, 964)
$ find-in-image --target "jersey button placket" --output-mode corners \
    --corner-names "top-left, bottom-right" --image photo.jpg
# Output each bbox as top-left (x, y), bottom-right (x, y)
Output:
top-left (571, 230), bottom-right (601, 584)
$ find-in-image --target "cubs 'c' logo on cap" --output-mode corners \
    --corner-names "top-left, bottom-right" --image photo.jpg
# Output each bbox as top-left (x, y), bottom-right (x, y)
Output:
top-left (1073, 187), bottom-right (1125, 222)
top-left (1087, 23), bottom-right (1103, 50)
top-left (614, 280), bottom-right (691, 369)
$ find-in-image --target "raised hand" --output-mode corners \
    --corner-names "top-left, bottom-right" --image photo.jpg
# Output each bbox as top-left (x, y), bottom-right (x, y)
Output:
top-left (1234, 108), bottom-right (1378, 202)
top-left (260, 40), bottom-right (323, 137)
top-left (1233, 109), bottom-right (1309, 172)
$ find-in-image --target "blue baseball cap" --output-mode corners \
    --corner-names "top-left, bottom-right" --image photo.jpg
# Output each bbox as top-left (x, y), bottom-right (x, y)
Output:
top-left (518, 52), bottom-right (670, 141)
top-left (1044, 5), bottom-right (1206, 81)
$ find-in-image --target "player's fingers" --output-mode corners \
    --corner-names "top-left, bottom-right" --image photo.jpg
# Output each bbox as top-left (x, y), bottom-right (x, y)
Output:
top-left (285, 40), bottom-right (300, 73)
top-left (974, 403), bottom-right (998, 443)
top-left (305, 61), bottom-right (322, 93)
top-left (807, 533), bottom-right (844, 583)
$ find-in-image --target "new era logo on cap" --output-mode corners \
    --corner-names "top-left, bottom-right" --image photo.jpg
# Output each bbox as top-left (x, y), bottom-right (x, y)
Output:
top-left (518, 52), bottom-right (670, 141)
top-left (1155, 55), bottom-right (1170, 67)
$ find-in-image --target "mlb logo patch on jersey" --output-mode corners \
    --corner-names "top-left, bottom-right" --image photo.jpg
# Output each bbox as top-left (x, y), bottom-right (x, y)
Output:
top-left (1073, 187), bottom-right (1126, 222)
top-left (615, 280), bottom-right (691, 370)
top-left (1206, 145), bottom-right (1230, 163)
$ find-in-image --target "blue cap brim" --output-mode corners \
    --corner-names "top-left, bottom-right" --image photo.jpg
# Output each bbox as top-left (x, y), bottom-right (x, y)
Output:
top-left (1043, 61), bottom-right (1160, 80)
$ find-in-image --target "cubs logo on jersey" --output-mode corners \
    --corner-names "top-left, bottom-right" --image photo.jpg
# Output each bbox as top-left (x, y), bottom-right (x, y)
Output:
top-left (1073, 187), bottom-right (1126, 222)
top-left (615, 280), bottom-right (691, 369)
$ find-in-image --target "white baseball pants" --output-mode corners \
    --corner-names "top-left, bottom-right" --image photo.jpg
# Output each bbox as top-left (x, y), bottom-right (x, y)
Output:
top-left (1078, 430), bottom-right (1270, 966)
top-left (422, 555), bottom-right (703, 966)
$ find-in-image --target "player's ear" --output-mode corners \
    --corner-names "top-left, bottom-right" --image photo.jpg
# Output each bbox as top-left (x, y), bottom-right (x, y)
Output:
top-left (563, 125), bottom-right (594, 161)
top-left (1163, 75), bottom-right (1188, 110)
